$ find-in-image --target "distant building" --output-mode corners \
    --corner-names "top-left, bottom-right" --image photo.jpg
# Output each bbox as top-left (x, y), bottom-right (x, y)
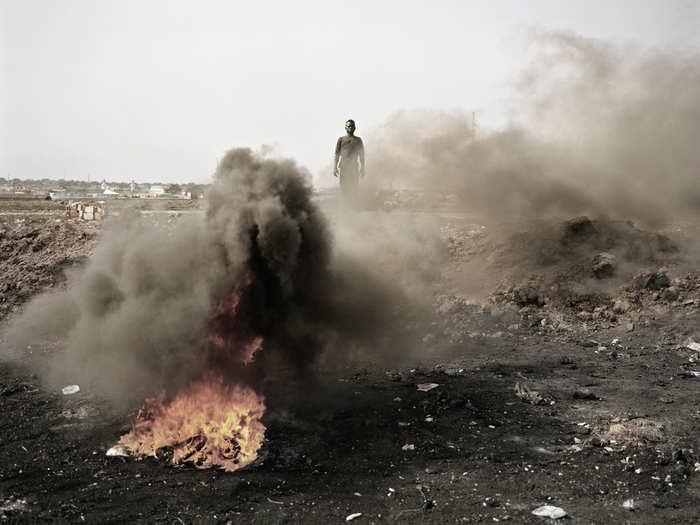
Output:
top-left (149, 185), bottom-right (165, 197)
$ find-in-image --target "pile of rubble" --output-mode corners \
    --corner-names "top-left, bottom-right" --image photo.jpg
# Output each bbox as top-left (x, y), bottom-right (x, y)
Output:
top-left (0, 220), bottom-right (99, 319)
top-left (440, 215), bottom-right (696, 334)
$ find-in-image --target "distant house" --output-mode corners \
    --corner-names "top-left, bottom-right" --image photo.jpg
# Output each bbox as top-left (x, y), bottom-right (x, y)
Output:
top-left (103, 188), bottom-right (119, 198)
top-left (148, 185), bottom-right (165, 197)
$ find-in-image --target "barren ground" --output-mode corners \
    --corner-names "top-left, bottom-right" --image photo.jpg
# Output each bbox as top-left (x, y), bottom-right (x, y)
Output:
top-left (1, 197), bottom-right (699, 524)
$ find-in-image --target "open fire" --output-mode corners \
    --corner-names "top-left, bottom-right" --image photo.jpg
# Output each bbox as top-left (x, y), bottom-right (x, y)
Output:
top-left (119, 284), bottom-right (267, 472)
top-left (119, 372), bottom-right (265, 472)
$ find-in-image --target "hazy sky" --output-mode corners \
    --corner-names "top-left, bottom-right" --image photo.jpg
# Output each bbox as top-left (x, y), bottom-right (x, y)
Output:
top-left (1, 0), bottom-right (698, 183)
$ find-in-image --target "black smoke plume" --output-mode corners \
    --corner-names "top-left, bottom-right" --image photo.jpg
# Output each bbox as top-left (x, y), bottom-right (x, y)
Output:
top-left (3, 148), bottom-right (404, 403)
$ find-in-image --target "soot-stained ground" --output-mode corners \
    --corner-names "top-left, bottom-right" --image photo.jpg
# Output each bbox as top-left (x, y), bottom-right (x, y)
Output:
top-left (1, 201), bottom-right (700, 524)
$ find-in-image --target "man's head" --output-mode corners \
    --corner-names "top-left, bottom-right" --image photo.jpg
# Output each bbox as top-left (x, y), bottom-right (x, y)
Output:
top-left (345, 119), bottom-right (356, 135)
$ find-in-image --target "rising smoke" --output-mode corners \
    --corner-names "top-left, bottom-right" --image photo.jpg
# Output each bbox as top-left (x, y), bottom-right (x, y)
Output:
top-left (4, 148), bottom-right (422, 404)
top-left (367, 31), bottom-right (700, 226)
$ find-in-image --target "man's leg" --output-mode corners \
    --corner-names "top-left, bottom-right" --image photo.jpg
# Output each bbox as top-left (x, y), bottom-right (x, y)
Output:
top-left (339, 170), bottom-right (360, 206)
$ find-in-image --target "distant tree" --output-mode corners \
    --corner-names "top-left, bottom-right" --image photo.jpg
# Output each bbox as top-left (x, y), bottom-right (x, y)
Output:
top-left (166, 184), bottom-right (182, 194)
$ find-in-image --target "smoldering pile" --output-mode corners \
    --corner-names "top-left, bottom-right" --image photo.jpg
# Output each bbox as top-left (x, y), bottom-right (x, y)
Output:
top-left (4, 148), bottom-right (400, 403)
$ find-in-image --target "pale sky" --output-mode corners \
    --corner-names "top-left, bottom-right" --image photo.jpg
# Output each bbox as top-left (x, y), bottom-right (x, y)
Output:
top-left (1, 0), bottom-right (698, 183)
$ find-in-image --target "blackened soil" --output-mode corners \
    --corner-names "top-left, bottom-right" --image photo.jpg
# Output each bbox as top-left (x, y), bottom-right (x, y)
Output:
top-left (2, 315), bottom-right (699, 524)
top-left (1, 214), bottom-right (700, 524)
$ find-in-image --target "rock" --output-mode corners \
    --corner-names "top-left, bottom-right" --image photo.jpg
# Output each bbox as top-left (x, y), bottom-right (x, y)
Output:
top-left (592, 252), bottom-right (616, 278)
top-left (632, 269), bottom-right (671, 291)
top-left (562, 216), bottom-right (597, 243)
top-left (573, 388), bottom-right (599, 400)
top-left (513, 284), bottom-right (542, 307)
top-left (612, 298), bottom-right (630, 314)
top-left (626, 322), bottom-right (635, 332)
top-left (662, 286), bottom-right (680, 301)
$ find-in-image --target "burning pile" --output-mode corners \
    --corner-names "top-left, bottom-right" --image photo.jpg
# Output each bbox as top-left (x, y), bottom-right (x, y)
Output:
top-left (7, 147), bottom-right (359, 472)
top-left (120, 373), bottom-right (265, 471)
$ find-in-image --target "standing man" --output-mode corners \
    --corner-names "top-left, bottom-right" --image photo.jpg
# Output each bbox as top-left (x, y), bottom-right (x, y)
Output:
top-left (334, 119), bottom-right (365, 203)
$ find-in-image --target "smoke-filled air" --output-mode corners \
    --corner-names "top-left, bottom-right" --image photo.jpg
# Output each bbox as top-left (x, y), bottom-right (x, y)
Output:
top-left (367, 31), bottom-right (700, 226)
top-left (3, 148), bottom-right (422, 404)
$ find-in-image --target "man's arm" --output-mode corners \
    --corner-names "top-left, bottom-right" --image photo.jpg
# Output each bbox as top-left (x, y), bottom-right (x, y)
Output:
top-left (334, 137), bottom-right (342, 177)
top-left (358, 138), bottom-right (365, 177)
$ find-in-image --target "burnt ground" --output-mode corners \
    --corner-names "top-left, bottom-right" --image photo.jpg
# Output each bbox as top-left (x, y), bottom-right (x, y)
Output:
top-left (1, 206), bottom-right (700, 524)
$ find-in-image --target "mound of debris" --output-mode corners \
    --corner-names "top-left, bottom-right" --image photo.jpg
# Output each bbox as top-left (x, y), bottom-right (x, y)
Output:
top-left (476, 216), bottom-right (692, 331)
top-left (0, 220), bottom-right (99, 319)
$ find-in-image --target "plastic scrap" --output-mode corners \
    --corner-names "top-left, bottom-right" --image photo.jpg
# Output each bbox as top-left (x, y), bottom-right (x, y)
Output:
top-left (106, 444), bottom-right (130, 457)
top-left (416, 383), bottom-right (439, 392)
top-left (687, 342), bottom-right (700, 352)
top-left (346, 512), bottom-right (362, 521)
top-left (401, 444), bottom-right (416, 451)
top-left (622, 498), bottom-right (636, 510)
top-left (532, 505), bottom-right (567, 519)
top-left (514, 382), bottom-right (550, 405)
top-left (61, 385), bottom-right (80, 395)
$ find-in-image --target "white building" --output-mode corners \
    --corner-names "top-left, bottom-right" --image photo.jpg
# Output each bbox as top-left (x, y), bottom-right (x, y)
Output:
top-left (148, 185), bottom-right (165, 197)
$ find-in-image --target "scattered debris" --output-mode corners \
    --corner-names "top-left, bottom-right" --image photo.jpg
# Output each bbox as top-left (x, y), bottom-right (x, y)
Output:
top-left (622, 499), bottom-right (636, 510)
top-left (66, 201), bottom-right (104, 221)
top-left (0, 497), bottom-right (29, 514)
top-left (416, 383), bottom-right (439, 392)
top-left (402, 444), bottom-right (416, 451)
top-left (345, 512), bottom-right (362, 521)
top-left (61, 406), bottom-right (98, 419)
top-left (532, 504), bottom-right (567, 519)
top-left (61, 385), bottom-right (80, 395)
top-left (686, 342), bottom-right (700, 352)
top-left (514, 382), bottom-right (551, 405)
top-left (106, 444), bottom-right (131, 457)
top-left (599, 418), bottom-right (664, 445)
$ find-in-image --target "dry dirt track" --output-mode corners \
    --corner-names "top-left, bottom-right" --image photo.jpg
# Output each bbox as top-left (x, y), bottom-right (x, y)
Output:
top-left (1, 201), bottom-right (700, 524)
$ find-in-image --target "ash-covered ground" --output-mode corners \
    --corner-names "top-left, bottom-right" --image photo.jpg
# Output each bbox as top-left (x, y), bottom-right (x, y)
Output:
top-left (1, 194), bottom-right (699, 524)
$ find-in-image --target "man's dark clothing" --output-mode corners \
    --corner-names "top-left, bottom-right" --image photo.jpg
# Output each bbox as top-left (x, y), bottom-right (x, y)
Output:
top-left (335, 135), bottom-right (364, 201)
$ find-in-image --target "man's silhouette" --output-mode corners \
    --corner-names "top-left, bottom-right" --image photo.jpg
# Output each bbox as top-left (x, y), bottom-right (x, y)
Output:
top-left (334, 119), bottom-right (365, 203)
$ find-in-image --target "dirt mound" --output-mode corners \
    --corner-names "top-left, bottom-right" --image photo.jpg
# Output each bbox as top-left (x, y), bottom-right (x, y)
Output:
top-left (0, 220), bottom-right (99, 319)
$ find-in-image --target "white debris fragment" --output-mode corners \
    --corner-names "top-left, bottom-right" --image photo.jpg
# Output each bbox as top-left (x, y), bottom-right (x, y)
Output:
top-left (416, 383), bottom-right (439, 392)
top-left (686, 342), bottom-right (700, 352)
top-left (402, 444), bottom-right (416, 451)
top-left (62, 385), bottom-right (80, 395)
top-left (106, 444), bottom-right (131, 457)
top-left (532, 504), bottom-right (567, 519)
top-left (623, 498), bottom-right (636, 510)
top-left (0, 497), bottom-right (28, 513)
top-left (346, 512), bottom-right (362, 521)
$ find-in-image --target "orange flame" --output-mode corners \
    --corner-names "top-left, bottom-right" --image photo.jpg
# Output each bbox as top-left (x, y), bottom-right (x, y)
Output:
top-left (119, 373), bottom-right (265, 472)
